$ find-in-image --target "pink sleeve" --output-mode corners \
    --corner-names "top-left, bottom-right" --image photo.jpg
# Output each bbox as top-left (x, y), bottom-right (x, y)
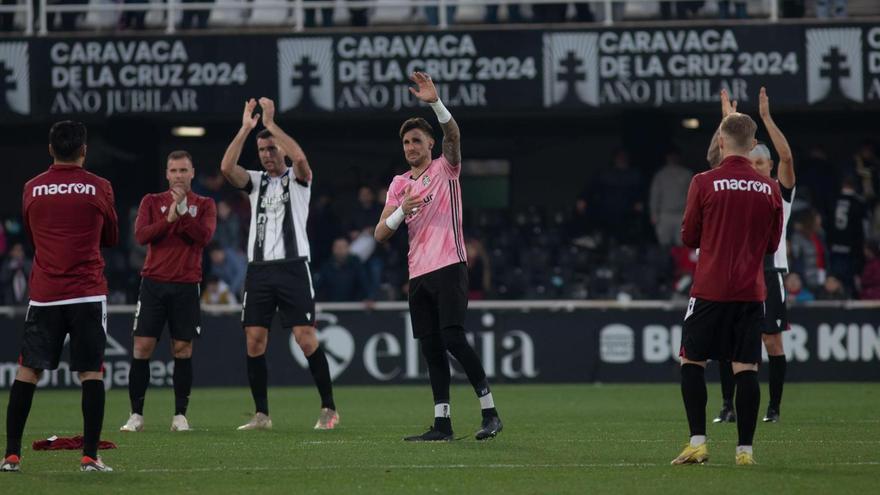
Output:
top-left (438, 154), bottom-right (461, 178)
top-left (385, 180), bottom-right (402, 207)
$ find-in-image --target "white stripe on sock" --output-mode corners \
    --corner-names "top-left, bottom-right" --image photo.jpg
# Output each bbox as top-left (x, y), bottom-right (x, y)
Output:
top-left (434, 403), bottom-right (450, 418)
top-left (479, 393), bottom-right (495, 410)
top-left (690, 435), bottom-right (706, 447)
top-left (736, 445), bottom-right (753, 455)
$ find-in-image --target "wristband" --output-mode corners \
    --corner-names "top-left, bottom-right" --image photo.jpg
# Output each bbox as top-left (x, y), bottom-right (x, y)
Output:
top-left (384, 206), bottom-right (405, 230)
top-left (429, 99), bottom-right (452, 124)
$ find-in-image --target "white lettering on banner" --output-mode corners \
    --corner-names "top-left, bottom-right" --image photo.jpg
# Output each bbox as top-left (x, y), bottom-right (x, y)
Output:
top-left (363, 333), bottom-right (402, 381)
top-left (868, 27), bottom-right (880, 50)
top-left (501, 331), bottom-right (538, 379)
top-left (599, 324), bottom-right (635, 363)
top-left (818, 323), bottom-right (880, 362)
top-left (0, 360), bottom-right (172, 390)
top-left (599, 30), bottom-right (738, 54)
top-left (642, 325), bottom-right (682, 363)
top-left (48, 39), bottom-right (247, 115)
top-left (786, 325), bottom-right (810, 362)
top-left (337, 35), bottom-right (477, 59)
top-left (50, 40), bottom-right (188, 65)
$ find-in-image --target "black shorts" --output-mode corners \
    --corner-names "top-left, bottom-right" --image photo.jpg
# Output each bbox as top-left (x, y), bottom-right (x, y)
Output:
top-left (20, 301), bottom-right (107, 372)
top-left (763, 270), bottom-right (789, 335)
top-left (242, 260), bottom-right (315, 329)
top-left (408, 263), bottom-right (468, 339)
top-left (680, 297), bottom-right (764, 364)
top-left (133, 277), bottom-right (201, 342)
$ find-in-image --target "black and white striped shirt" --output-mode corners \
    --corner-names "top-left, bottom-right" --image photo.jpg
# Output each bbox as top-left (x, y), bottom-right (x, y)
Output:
top-left (242, 168), bottom-right (311, 263)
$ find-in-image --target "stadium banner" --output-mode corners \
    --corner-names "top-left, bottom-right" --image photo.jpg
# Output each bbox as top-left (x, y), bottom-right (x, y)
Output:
top-left (0, 305), bottom-right (877, 389)
top-left (0, 22), bottom-right (879, 119)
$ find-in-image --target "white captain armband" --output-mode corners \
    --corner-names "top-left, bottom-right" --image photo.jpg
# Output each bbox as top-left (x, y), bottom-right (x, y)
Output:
top-left (384, 206), bottom-right (405, 230)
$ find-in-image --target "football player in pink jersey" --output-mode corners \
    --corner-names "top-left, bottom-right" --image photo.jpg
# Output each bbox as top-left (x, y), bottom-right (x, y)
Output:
top-left (375, 72), bottom-right (502, 442)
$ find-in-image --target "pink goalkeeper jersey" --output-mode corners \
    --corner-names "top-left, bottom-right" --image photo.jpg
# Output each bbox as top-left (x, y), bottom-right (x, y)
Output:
top-left (386, 154), bottom-right (467, 279)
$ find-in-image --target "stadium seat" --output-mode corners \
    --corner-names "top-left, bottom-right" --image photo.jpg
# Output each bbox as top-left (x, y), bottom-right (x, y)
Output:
top-left (247, 0), bottom-right (289, 26)
top-left (209, 0), bottom-right (249, 26)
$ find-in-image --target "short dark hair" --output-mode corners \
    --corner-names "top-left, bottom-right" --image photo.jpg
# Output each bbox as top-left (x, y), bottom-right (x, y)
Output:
top-left (167, 150), bottom-right (193, 164)
top-left (49, 120), bottom-right (87, 162)
top-left (399, 118), bottom-right (434, 140)
top-left (256, 129), bottom-right (273, 140)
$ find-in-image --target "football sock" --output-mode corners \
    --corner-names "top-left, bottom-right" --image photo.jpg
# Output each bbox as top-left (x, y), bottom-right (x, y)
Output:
top-left (246, 354), bottom-right (269, 415)
top-left (768, 354), bottom-right (786, 412)
top-left (433, 403), bottom-right (452, 432)
top-left (5, 380), bottom-right (36, 457)
top-left (305, 345), bottom-right (336, 410)
top-left (81, 380), bottom-right (105, 459)
top-left (735, 370), bottom-right (760, 447)
top-left (173, 358), bottom-right (192, 416)
top-left (681, 363), bottom-right (707, 438)
top-left (441, 326), bottom-right (498, 418)
top-left (719, 360), bottom-right (735, 406)
top-left (420, 334), bottom-right (451, 431)
top-left (129, 358), bottom-right (150, 415)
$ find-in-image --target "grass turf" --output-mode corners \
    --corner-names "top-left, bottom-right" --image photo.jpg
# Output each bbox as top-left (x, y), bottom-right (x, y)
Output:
top-left (1, 383), bottom-right (878, 494)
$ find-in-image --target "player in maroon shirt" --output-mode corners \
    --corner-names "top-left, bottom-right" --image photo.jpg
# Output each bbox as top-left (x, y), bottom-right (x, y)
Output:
top-left (672, 112), bottom-right (783, 467)
top-left (2, 121), bottom-right (118, 473)
top-left (120, 151), bottom-right (216, 434)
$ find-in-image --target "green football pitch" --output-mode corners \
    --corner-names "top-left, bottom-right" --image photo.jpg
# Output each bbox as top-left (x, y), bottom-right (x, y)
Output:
top-left (1, 383), bottom-right (878, 494)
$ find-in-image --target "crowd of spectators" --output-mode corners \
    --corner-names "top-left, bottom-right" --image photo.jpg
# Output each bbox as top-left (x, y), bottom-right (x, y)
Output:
top-left (0, 1), bottom-right (868, 33)
top-left (1, 138), bottom-right (878, 305)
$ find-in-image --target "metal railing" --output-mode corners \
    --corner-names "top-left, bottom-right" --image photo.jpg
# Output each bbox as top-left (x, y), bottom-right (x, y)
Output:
top-left (0, 0), bottom-right (781, 36)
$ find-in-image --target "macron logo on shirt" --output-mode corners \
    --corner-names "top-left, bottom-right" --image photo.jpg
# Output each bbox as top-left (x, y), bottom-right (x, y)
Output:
top-left (32, 183), bottom-right (96, 197)
top-left (712, 179), bottom-right (772, 195)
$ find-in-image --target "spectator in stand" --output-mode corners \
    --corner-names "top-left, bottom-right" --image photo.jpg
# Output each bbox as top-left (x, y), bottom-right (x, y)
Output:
top-left (119, 0), bottom-right (148, 30)
top-left (825, 176), bottom-right (869, 292)
top-left (660, 1), bottom-right (704, 19)
top-left (207, 241), bottom-right (247, 296)
top-left (649, 147), bottom-right (692, 246)
top-left (53, 0), bottom-right (87, 31)
top-left (466, 238), bottom-right (491, 300)
top-left (718, 1), bottom-right (747, 18)
top-left (859, 240), bottom-right (880, 300)
top-left (308, 190), bottom-right (342, 270)
top-left (566, 196), bottom-right (600, 247)
top-left (0, 242), bottom-right (31, 305)
top-left (533, 3), bottom-right (567, 23)
top-left (349, 1), bottom-right (369, 26)
top-left (425, 3), bottom-right (456, 26)
top-left (816, 275), bottom-right (850, 300)
top-left (192, 168), bottom-right (229, 203)
top-left (180, 0), bottom-right (214, 29)
top-left (789, 208), bottom-right (827, 291)
top-left (851, 140), bottom-right (879, 216)
top-left (349, 186), bottom-right (383, 236)
top-left (485, 4), bottom-right (525, 23)
top-left (798, 144), bottom-right (839, 219)
top-left (213, 200), bottom-right (242, 250)
top-left (784, 272), bottom-right (815, 303)
top-left (590, 148), bottom-right (645, 243)
top-left (315, 237), bottom-right (371, 302)
top-left (201, 274), bottom-right (238, 305)
top-left (815, 0), bottom-right (848, 18)
top-left (305, 0), bottom-right (333, 27)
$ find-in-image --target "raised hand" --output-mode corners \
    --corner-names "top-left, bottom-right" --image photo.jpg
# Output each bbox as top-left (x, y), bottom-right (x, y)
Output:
top-left (408, 72), bottom-right (439, 103)
top-left (758, 87), bottom-right (771, 121)
top-left (721, 89), bottom-right (737, 117)
top-left (242, 98), bottom-right (260, 130)
top-left (402, 185), bottom-right (422, 215)
top-left (259, 97), bottom-right (276, 128)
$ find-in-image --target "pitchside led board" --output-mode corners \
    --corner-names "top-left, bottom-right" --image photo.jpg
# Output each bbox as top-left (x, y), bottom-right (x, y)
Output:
top-left (0, 306), bottom-right (878, 389)
top-left (0, 23), bottom-right (879, 119)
